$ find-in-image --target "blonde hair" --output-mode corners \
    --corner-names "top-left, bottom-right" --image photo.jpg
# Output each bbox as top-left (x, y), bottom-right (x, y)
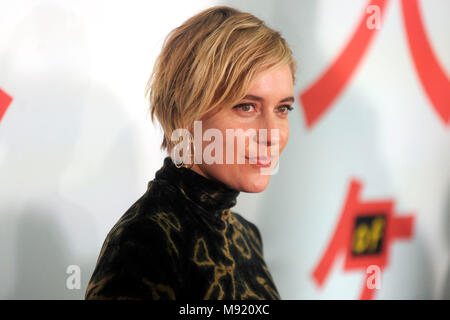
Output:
top-left (145, 6), bottom-right (297, 153)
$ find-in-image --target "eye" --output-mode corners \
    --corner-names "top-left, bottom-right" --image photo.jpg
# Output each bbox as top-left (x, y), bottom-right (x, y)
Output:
top-left (233, 103), bottom-right (256, 113)
top-left (277, 105), bottom-right (294, 115)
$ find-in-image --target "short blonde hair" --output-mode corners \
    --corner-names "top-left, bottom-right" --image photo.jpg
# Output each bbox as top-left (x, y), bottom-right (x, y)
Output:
top-left (145, 6), bottom-right (297, 153)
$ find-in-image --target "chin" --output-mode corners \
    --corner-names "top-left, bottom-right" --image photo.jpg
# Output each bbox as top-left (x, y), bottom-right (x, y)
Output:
top-left (240, 173), bottom-right (271, 193)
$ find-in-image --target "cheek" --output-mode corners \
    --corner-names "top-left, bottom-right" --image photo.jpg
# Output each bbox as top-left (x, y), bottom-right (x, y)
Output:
top-left (203, 118), bottom-right (249, 162)
top-left (279, 122), bottom-right (289, 151)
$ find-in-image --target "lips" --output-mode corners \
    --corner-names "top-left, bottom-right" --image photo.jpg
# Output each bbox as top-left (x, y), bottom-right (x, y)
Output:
top-left (245, 156), bottom-right (273, 167)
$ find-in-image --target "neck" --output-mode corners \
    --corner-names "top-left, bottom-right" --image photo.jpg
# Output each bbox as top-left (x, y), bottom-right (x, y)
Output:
top-left (189, 164), bottom-right (209, 179)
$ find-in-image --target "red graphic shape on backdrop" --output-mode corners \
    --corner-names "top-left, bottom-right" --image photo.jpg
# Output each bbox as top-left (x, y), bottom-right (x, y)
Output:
top-left (300, 0), bottom-right (450, 128)
top-left (299, 0), bottom-right (389, 128)
top-left (312, 179), bottom-right (414, 300)
top-left (0, 88), bottom-right (13, 125)
top-left (401, 0), bottom-right (450, 125)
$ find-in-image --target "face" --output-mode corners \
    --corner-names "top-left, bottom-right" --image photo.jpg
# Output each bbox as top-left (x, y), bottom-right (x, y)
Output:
top-left (190, 64), bottom-right (294, 193)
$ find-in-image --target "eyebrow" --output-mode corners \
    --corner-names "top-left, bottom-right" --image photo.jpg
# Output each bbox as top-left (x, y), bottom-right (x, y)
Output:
top-left (243, 94), bottom-right (295, 103)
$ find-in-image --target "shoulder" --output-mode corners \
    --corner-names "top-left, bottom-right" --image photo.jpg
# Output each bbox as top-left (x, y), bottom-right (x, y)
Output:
top-left (231, 211), bottom-right (264, 251)
top-left (85, 187), bottom-right (184, 300)
top-left (99, 182), bottom-right (187, 262)
top-left (104, 180), bottom-right (184, 246)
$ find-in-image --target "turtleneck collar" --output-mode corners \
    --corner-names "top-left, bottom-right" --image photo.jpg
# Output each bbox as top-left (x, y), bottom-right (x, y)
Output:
top-left (152, 156), bottom-right (240, 221)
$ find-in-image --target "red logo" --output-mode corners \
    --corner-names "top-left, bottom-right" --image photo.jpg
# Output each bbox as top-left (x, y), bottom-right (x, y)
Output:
top-left (299, 0), bottom-right (450, 127)
top-left (312, 179), bottom-right (414, 299)
top-left (0, 88), bottom-right (13, 125)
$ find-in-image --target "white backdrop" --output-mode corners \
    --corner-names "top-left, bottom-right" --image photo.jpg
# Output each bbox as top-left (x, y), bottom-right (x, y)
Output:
top-left (0, 0), bottom-right (449, 299)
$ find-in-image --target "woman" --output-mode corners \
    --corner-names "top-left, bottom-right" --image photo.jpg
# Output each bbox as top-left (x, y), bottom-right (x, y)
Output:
top-left (85, 5), bottom-right (296, 300)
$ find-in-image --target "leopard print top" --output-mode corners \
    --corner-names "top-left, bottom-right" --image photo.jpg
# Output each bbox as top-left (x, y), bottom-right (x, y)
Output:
top-left (85, 156), bottom-right (280, 300)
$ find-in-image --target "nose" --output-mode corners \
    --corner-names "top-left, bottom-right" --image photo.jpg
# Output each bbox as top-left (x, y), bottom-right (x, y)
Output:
top-left (254, 113), bottom-right (280, 147)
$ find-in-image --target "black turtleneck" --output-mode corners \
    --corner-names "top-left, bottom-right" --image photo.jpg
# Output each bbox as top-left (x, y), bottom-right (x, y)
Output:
top-left (85, 156), bottom-right (281, 300)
